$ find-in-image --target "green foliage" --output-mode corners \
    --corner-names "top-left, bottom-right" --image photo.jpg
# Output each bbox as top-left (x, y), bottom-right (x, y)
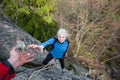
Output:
top-left (0, 0), bottom-right (57, 41)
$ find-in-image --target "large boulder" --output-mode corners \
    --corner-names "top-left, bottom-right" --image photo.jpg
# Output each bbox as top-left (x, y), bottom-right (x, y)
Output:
top-left (0, 17), bottom-right (47, 64)
top-left (0, 17), bottom-right (91, 80)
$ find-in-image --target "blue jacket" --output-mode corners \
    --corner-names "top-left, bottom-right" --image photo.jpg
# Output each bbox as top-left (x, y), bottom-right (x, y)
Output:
top-left (41, 37), bottom-right (69, 58)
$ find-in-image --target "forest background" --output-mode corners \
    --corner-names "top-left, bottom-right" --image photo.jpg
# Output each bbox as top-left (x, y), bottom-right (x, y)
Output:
top-left (0, 0), bottom-right (120, 79)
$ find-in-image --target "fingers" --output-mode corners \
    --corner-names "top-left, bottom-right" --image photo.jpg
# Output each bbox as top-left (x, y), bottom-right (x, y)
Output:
top-left (25, 57), bottom-right (34, 63)
top-left (20, 52), bottom-right (34, 63)
top-left (33, 45), bottom-right (39, 49)
top-left (40, 48), bottom-right (43, 53)
top-left (25, 53), bottom-right (34, 63)
top-left (28, 44), bottom-right (40, 50)
top-left (26, 53), bottom-right (34, 59)
top-left (39, 45), bottom-right (44, 53)
top-left (27, 44), bottom-right (35, 48)
top-left (22, 52), bottom-right (34, 57)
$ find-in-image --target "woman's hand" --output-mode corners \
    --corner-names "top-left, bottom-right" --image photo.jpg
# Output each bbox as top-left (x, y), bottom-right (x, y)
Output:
top-left (39, 45), bottom-right (44, 53)
top-left (28, 44), bottom-right (44, 53)
top-left (28, 44), bottom-right (40, 50)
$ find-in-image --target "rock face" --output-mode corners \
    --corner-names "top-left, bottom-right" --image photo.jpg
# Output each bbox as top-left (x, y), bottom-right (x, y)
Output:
top-left (0, 17), bottom-right (46, 64)
top-left (0, 17), bottom-right (91, 80)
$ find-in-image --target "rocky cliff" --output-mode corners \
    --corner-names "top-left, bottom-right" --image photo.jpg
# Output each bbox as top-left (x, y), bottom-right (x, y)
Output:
top-left (0, 17), bottom-right (91, 80)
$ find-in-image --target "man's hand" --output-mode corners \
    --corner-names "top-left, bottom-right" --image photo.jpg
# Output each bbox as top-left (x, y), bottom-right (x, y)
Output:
top-left (15, 52), bottom-right (34, 68)
top-left (8, 47), bottom-right (34, 68)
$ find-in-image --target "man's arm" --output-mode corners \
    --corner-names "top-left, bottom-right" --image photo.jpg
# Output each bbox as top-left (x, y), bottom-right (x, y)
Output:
top-left (0, 61), bottom-right (15, 80)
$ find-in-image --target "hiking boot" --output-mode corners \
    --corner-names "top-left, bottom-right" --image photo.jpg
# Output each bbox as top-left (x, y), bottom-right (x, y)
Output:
top-left (61, 69), bottom-right (65, 74)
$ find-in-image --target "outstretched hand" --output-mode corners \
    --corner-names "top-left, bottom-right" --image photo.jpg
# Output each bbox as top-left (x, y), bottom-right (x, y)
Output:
top-left (28, 44), bottom-right (40, 49)
top-left (8, 47), bottom-right (34, 68)
top-left (28, 44), bottom-right (44, 53)
top-left (15, 52), bottom-right (34, 68)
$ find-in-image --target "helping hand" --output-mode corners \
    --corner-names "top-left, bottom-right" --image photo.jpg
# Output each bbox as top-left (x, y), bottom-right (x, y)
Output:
top-left (28, 44), bottom-right (40, 50)
top-left (28, 44), bottom-right (44, 53)
top-left (8, 47), bottom-right (34, 68)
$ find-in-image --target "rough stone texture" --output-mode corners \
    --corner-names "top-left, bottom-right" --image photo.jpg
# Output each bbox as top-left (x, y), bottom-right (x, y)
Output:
top-left (0, 17), bottom-right (91, 80)
top-left (0, 17), bottom-right (47, 64)
top-left (12, 60), bottom-right (91, 80)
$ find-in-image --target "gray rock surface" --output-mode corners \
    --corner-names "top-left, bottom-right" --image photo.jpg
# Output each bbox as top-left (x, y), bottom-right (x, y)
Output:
top-left (13, 60), bottom-right (91, 80)
top-left (0, 17), bottom-right (91, 80)
top-left (0, 17), bottom-right (46, 64)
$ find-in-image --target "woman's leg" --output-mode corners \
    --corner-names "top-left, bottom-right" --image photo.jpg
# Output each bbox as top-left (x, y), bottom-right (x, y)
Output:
top-left (59, 58), bottom-right (65, 69)
top-left (42, 53), bottom-right (53, 65)
top-left (59, 58), bottom-right (65, 74)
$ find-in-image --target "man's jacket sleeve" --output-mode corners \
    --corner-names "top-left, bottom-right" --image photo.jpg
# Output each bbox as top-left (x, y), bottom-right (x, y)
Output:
top-left (0, 61), bottom-right (16, 80)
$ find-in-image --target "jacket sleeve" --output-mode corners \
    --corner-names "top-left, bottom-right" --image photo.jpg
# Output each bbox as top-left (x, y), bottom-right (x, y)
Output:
top-left (65, 41), bottom-right (70, 54)
top-left (41, 37), bottom-right (55, 47)
top-left (62, 41), bottom-right (70, 58)
top-left (0, 61), bottom-right (16, 80)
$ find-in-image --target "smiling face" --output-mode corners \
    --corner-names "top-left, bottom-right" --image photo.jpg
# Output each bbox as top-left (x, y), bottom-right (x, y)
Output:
top-left (58, 33), bottom-right (67, 43)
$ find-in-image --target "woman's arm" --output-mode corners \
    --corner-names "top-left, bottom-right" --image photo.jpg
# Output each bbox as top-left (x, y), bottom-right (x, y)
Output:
top-left (41, 37), bottom-right (56, 47)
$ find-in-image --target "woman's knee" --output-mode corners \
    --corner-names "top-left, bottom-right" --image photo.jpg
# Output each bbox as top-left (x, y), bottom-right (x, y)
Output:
top-left (42, 60), bottom-right (48, 65)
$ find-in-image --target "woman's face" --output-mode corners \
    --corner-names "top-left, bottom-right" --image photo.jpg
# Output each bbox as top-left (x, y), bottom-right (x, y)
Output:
top-left (58, 34), bottom-right (66, 43)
